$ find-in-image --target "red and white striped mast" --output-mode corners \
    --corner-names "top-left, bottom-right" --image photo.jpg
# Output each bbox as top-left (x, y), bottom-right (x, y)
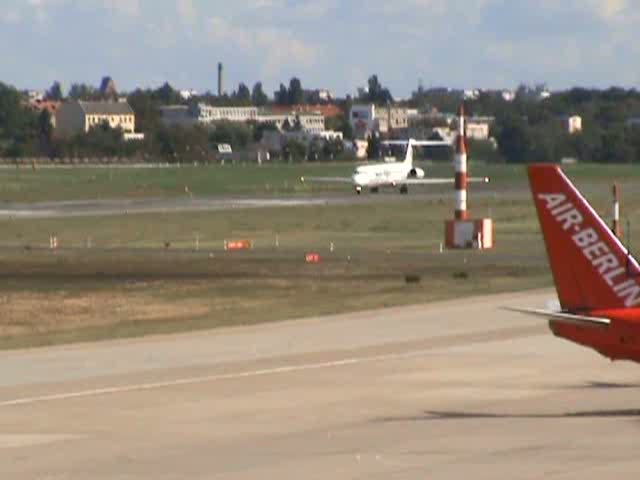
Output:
top-left (612, 183), bottom-right (621, 238)
top-left (454, 104), bottom-right (468, 221)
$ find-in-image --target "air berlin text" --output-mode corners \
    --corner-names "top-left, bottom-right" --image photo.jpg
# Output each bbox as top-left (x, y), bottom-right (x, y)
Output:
top-left (538, 193), bottom-right (640, 307)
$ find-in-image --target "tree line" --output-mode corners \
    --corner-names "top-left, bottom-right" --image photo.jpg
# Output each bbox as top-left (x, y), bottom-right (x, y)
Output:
top-left (4, 75), bottom-right (640, 164)
top-left (0, 79), bottom-right (355, 162)
top-left (410, 85), bottom-right (640, 164)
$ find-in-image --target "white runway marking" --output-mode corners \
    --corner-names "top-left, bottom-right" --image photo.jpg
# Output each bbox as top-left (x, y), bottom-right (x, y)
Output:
top-left (0, 434), bottom-right (84, 449)
top-left (0, 347), bottom-right (442, 408)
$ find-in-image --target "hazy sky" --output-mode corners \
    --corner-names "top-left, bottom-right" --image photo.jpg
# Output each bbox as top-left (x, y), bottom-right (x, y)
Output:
top-left (2, 0), bottom-right (639, 97)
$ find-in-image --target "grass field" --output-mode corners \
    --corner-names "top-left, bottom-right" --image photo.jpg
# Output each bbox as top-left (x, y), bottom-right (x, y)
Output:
top-left (2, 162), bottom-right (640, 202)
top-left (1, 162), bottom-right (639, 349)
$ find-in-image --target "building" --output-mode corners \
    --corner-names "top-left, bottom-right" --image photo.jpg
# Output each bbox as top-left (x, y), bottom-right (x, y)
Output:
top-left (539, 90), bottom-right (552, 100)
top-left (160, 104), bottom-right (260, 126)
top-left (24, 99), bottom-right (61, 127)
top-left (303, 89), bottom-right (334, 103)
top-left (258, 112), bottom-right (325, 133)
top-left (159, 103), bottom-right (326, 134)
top-left (465, 122), bottom-right (490, 141)
top-left (179, 89), bottom-right (198, 100)
top-left (466, 117), bottom-right (494, 141)
top-left (26, 90), bottom-right (45, 102)
top-left (260, 129), bottom-right (343, 153)
top-left (349, 104), bottom-right (415, 138)
top-left (269, 104), bottom-right (343, 119)
top-left (463, 89), bottom-right (480, 100)
top-left (56, 100), bottom-right (142, 140)
top-left (562, 115), bottom-right (582, 134)
top-left (192, 104), bottom-right (259, 123)
top-left (159, 106), bottom-right (197, 128)
top-left (501, 90), bottom-right (516, 102)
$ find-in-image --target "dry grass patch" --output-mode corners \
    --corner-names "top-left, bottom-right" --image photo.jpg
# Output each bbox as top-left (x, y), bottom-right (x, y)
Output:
top-left (0, 287), bottom-right (210, 337)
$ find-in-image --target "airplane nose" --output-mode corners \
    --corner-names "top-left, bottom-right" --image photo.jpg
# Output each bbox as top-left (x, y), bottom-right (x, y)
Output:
top-left (353, 173), bottom-right (368, 186)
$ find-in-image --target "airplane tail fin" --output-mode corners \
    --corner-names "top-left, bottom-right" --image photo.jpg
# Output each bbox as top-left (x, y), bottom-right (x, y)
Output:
top-left (528, 165), bottom-right (640, 311)
top-left (403, 140), bottom-right (414, 165)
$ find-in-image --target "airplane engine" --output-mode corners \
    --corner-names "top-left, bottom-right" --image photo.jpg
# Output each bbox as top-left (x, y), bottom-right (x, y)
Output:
top-left (408, 168), bottom-right (425, 179)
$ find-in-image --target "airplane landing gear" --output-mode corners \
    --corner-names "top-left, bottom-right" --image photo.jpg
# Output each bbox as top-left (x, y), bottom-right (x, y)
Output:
top-left (400, 185), bottom-right (409, 195)
top-left (355, 186), bottom-right (362, 195)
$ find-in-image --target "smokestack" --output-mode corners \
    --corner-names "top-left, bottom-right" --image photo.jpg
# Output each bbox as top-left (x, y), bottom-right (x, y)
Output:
top-left (454, 103), bottom-right (468, 221)
top-left (218, 62), bottom-right (224, 97)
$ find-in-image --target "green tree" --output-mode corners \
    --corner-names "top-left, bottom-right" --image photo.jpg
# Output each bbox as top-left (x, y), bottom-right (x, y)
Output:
top-left (51, 122), bottom-right (142, 159)
top-left (496, 115), bottom-right (532, 163)
top-left (209, 121), bottom-right (253, 148)
top-left (275, 84), bottom-right (288, 105)
top-left (68, 83), bottom-right (98, 100)
top-left (37, 109), bottom-right (53, 154)
top-left (251, 82), bottom-right (269, 106)
top-left (45, 81), bottom-right (64, 101)
top-left (152, 82), bottom-right (182, 105)
top-left (322, 138), bottom-right (344, 159)
top-left (127, 89), bottom-right (162, 134)
top-left (0, 82), bottom-right (39, 156)
top-left (364, 75), bottom-right (393, 105)
top-left (367, 133), bottom-right (381, 159)
top-left (283, 138), bottom-right (307, 161)
top-left (325, 114), bottom-right (354, 140)
top-left (153, 125), bottom-right (210, 162)
top-left (254, 121), bottom-right (278, 142)
top-left (235, 83), bottom-right (251, 104)
top-left (288, 77), bottom-right (304, 105)
top-left (600, 131), bottom-right (635, 163)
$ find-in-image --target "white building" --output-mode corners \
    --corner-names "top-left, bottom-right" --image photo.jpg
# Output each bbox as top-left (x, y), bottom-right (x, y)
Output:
top-left (501, 90), bottom-right (516, 102)
top-left (349, 104), bottom-right (414, 138)
top-left (159, 104), bottom-right (327, 135)
top-left (466, 122), bottom-right (490, 141)
top-left (464, 89), bottom-right (480, 100)
top-left (56, 100), bottom-right (139, 138)
top-left (27, 90), bottom-right (45, 102)
top-left (465, 117), bottom-right (494, 141)
top-left (160, 104), bottom-right (260, 126)
top-left (304, 88), bottom-right (334, 103)
top-left (563, 115), bottom-right (582, 134)
top-left (258, 112), bottom-right (325, 133)
top-left (193, 104), bottom-right (259, 123)
top-left (179, 89), bottom-right (198, 100)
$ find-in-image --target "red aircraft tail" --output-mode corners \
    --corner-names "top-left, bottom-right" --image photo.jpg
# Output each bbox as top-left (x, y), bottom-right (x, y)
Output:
top-left (528, 165), bottom-right (640, 311)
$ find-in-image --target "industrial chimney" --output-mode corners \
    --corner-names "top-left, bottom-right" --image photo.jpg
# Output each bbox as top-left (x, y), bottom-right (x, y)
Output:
top-left (217, 62), bottom-right (224, 97)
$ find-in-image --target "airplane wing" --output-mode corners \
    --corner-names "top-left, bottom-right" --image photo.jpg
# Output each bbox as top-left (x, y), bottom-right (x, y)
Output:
top-left (300, 176), bottom-right (353, 184)
top-left (398, 176), bottom-right (490, 186)
top-left (503, 307), bottom-right (610, 329)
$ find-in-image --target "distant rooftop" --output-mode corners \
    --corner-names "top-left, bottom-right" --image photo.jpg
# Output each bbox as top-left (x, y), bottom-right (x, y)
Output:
top-left (78, 100), bottom-right (133, 116)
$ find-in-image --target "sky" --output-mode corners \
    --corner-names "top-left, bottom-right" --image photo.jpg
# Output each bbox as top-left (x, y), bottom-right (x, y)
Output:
top-left (1, 0), bottom-right (639, 98)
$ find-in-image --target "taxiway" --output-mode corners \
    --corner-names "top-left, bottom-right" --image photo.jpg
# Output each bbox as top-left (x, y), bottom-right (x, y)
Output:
top-left (1, 289), bottom-right (638, 479)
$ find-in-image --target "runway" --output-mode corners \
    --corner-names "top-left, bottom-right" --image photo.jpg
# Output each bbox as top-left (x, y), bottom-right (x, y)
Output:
top-left (2, 289), bottom-right (639, 479)
top-left (0, 189), bottom-right (507, 219)
top-left (0, 196), bottom-right (336, 219)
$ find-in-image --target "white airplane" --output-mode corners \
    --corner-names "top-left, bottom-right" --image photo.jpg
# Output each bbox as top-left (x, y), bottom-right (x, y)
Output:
top-left (301, 139), bottom-right (488, 194)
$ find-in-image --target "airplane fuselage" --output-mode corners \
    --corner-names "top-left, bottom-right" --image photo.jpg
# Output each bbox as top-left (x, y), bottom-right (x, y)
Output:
top-left (550, 309), bottom-right (640, 362)
top-left (352, 163), bottom-right (424, 192)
